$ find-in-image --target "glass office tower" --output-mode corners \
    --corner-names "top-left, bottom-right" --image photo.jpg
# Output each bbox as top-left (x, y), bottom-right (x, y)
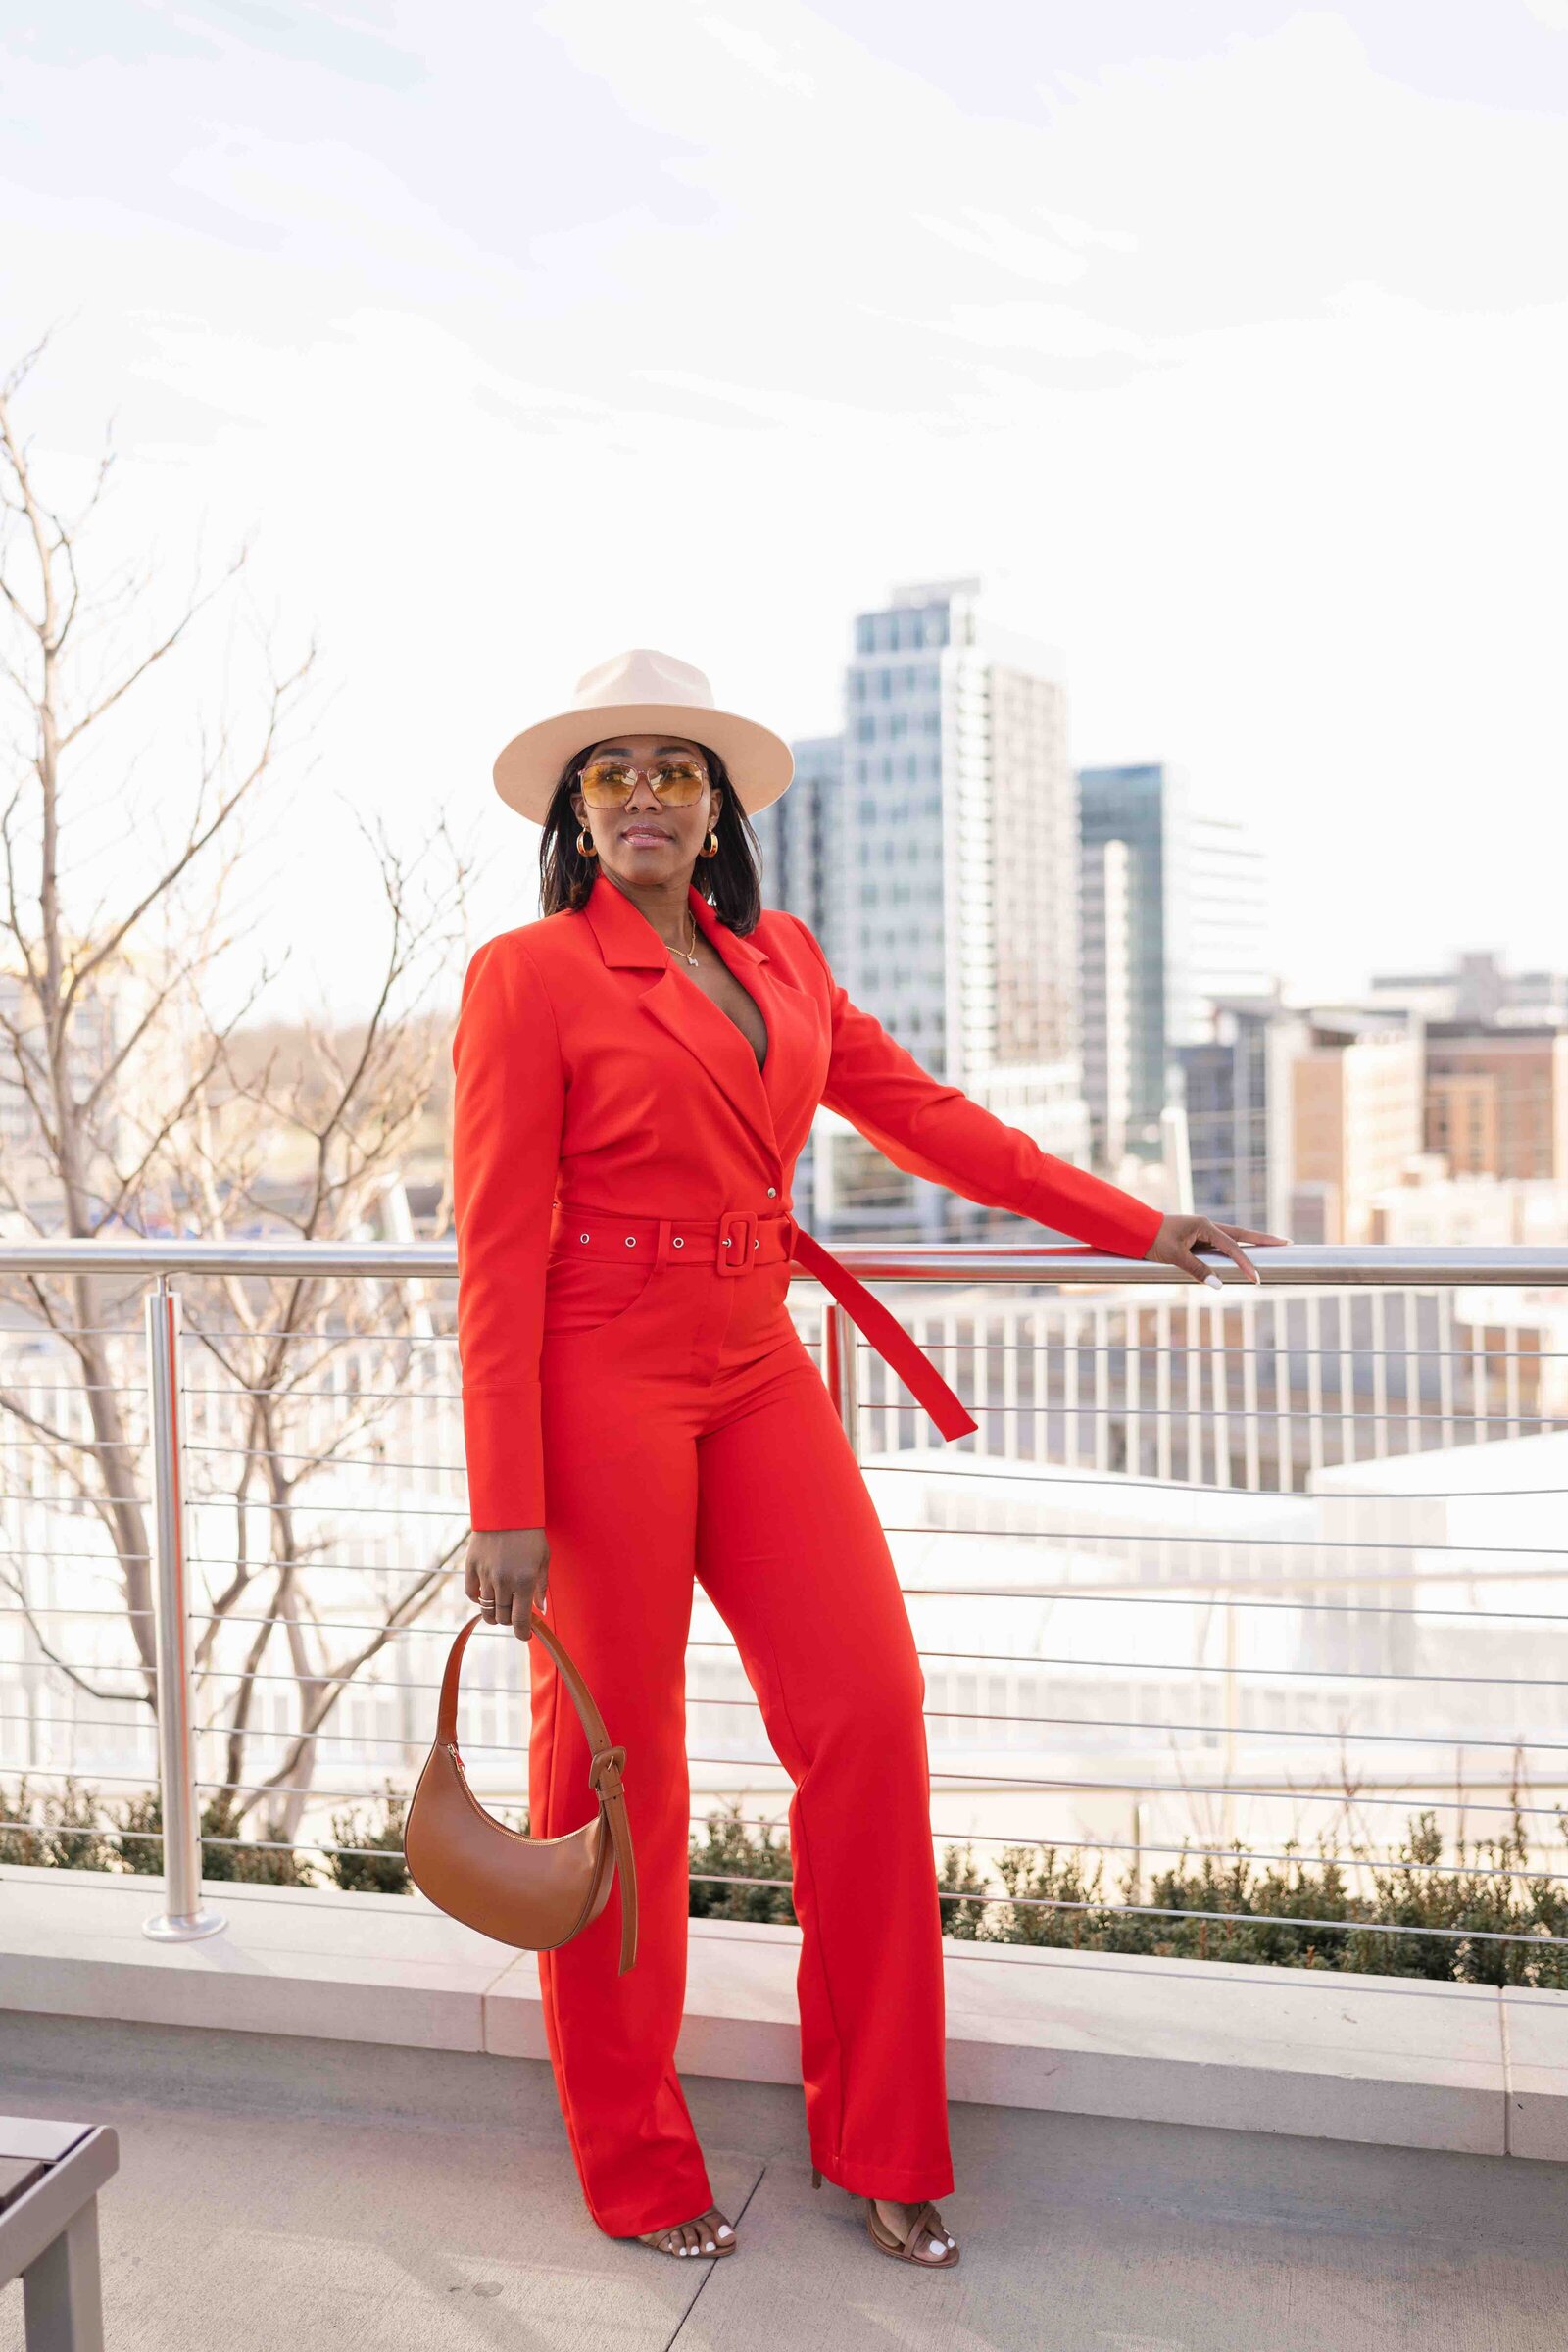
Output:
top-left (1078, 762), bottom-right (1270, 1169)
top-left (765, 579), bottom-right (1091, 1236)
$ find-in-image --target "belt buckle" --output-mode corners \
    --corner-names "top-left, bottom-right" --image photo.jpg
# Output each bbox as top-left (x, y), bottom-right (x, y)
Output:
top-left (717, 1209), bottom-right (755, 1276)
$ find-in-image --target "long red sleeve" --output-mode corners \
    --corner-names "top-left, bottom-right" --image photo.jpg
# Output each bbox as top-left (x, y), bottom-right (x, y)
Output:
top-left (792, 917), bottom-right (1164, 1259)
top-left (450, 936), bottom-right (565, 1529)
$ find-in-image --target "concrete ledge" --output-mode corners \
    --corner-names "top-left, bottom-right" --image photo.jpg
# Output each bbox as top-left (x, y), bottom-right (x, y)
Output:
top-left (3, 1863), bottom-right (1562, 2160)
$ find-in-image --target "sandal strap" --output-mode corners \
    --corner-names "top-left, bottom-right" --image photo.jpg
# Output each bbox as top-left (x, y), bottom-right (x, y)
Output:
top-left (901, 2200), bottom-right (943, 2253)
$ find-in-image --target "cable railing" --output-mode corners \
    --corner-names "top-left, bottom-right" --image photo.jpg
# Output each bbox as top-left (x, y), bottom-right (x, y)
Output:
top-left (3, 1237), bottom-right (1568, 1964)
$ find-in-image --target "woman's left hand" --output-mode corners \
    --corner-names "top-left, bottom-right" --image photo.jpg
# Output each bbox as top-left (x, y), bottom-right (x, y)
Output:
top-left (1146, 1214), bottom-right (1288, 1287)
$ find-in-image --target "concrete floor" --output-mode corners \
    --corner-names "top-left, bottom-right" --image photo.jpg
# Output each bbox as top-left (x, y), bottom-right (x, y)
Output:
top-left (4, 2013), bottom-right (1568, 2352)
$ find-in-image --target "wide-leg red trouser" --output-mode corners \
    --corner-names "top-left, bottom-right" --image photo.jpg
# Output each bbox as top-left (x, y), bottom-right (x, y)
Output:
top-left (526, 1228), bottom-right (953, 2238)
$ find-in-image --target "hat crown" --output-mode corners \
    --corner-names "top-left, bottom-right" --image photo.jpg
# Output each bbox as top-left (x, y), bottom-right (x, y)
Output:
top-left (491, 645), bottom-right (794, 821)
top-left (572, 648), bottom-right (716, 715)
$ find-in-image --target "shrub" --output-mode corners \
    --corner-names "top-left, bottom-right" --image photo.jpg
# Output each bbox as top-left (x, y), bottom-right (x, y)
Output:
top-left (0, 1777), bottom-right (123, 1872)
top-left (688, 1798), bottom-right (796, 1924)
top-left (323, 1785), bottom-right (417, 1894)
top-left (11, 1769), bottom-right (1568, 1986)
top-left (935, 1809), bottom-right (1568, 1985)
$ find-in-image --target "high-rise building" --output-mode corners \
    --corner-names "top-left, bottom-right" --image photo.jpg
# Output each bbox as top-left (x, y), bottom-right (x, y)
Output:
top-left (1290, 1012), bottom-right (1424, 1245)
top-left (747, 734), bottom-right (842, 953)
top-left (1080, 838), bottom-right (1133, 1170)
top-left (1424, 1025), bottom-right (1568, 1181)
top-left (759, 579), bottom-right (1090, 1236)
top-left (1177, 998), bottom-right (1309, 1234)
top-left (1078, 763), bottom-right (1271, 1169)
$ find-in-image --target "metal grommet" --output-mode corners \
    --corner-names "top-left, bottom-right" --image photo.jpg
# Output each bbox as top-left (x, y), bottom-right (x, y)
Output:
top-left (672, 1236), bottom-right (684, 1249)
top-left (579, 1232), bottom-right (589, 1243)
top-left (766, 1186), bottom-right (777, 1198)
top-left (722, 1237), bottom-right (733, 1248)
top-left (624, 1236), bottom-right (636, 1247)
top-left (754, 1239), bottom-right (760, 1249)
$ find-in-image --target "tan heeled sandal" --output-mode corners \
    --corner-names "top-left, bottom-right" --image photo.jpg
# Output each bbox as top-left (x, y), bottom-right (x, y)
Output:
top-left (811, 2165), bottom-right (959, 2268)
top-left (637, 2205), bottom-right (736, 2259)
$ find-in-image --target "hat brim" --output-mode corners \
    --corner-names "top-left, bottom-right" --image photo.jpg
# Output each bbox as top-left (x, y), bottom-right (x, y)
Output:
top-left (492, 702), bottom-right (795, 824)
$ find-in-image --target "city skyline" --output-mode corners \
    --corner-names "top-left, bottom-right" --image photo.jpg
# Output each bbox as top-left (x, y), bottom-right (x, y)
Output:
top-left (1, 5), bottom-right (1564, 1025)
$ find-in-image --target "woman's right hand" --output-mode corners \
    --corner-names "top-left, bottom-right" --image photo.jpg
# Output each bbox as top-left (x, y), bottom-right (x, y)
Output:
top-left (465, 1526), bottom-right (551, 1640)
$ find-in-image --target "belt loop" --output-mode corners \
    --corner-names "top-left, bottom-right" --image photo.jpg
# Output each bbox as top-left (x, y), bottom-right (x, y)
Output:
top-left (653, 1217), bottom-right (673, 1271)
top-left (717, 1208), bottom-right (754, 1275)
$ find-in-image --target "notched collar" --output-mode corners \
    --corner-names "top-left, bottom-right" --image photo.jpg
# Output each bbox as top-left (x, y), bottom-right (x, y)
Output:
top-left (581, 873), bottom-right (667, 969)
top-left (581, 872), bottom-right (772, 972)
top-left (580, 875), bottom-right (780, 1156)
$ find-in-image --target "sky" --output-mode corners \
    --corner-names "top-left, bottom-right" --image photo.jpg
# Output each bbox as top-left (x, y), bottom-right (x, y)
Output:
top-left (3, 1), bottom-right (1566, 1018)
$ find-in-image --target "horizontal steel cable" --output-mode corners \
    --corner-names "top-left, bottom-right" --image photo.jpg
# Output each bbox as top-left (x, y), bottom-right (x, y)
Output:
top-left (957, 1403), bottom-right (1565, 1425)
top-left (686, 1874), bottom-right (1568, 1949)
top-left (676, 1755), bottom-right (1568, 1816)
top-left (4, 1608), bottom-right (1552, 1687)
top-left (4, 1766), bottom-right (1566, 1886)
top-left (681, 1692), bottom-right (1568, 1750)
top-left (8, 1709), bottom-right (1552, 1815)
top-left (161, 1557), bottom-right (1568, 1624)
top-left (864, 1461), bottom-right (1568, 1501)
top-left (28, 1655), bottom-right (1563, 1749)
top-left (17, 1440), bottom-right (1567, 1505)
top-left (876, 1527), bottom-right (1568, 1561)
top-left (6, 1767), bottom-right (1555, 1890)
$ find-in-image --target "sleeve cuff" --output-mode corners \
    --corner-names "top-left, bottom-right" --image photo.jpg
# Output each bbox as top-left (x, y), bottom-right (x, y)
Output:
top-left (1026, 1172), bottom-right (1165, 1261)
top-left (462, 1382), bottom-right (547, 1530)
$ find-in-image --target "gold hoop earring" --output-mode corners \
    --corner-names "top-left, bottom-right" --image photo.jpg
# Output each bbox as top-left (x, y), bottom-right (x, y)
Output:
top-left (575, 829), bottom-right (597, 858)
top-left (700, 830), bottom-right (719, 858)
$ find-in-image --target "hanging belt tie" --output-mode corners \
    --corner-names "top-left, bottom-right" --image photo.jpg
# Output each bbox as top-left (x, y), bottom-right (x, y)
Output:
top-left (786, 1220), bottom-right (978, 1443)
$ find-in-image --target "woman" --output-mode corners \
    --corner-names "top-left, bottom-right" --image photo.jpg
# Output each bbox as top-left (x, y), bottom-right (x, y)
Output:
top-left (453, 649), bottom-right (1279, 2270)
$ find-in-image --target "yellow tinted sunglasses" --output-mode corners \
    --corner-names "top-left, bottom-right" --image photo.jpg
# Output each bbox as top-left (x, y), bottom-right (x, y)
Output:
top-left (578, 758), bottom-right (710, 809)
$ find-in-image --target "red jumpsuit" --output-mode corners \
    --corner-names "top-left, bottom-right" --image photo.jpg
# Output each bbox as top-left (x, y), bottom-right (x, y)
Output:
top-left (450, 871), bottom-right (1161, 2237)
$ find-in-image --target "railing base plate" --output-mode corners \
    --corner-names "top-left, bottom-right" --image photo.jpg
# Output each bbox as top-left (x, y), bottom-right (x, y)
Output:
top-left (141, 1905), bottom-right (225, 1944)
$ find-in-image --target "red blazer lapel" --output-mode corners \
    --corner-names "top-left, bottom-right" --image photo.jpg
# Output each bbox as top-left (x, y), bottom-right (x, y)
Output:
top-left (584, 874), bottom-right (778, 1157)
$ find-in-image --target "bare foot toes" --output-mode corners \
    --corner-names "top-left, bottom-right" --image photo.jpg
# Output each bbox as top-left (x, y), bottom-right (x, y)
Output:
top-left (640, 2204), bottom-right (733, 2258)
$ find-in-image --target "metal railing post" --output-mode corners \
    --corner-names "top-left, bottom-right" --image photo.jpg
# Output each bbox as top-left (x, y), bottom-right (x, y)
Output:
top-left (141, 1278), bottom-right (223, 1942)
top-left (826, 1300), bottom-right (861, 1459)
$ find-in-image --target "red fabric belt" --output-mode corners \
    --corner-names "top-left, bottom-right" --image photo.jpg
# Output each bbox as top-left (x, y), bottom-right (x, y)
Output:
top-left (551, 1203), bottom-right (978, 1444)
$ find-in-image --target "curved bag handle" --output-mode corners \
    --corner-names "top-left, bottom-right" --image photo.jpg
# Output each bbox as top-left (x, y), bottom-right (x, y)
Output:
top-left (435, 1609), bottom-right (638, 1974)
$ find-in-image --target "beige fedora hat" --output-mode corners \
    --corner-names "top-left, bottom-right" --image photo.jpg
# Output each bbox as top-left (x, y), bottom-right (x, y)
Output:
top-left (492, 647), bottom-right (795, 824)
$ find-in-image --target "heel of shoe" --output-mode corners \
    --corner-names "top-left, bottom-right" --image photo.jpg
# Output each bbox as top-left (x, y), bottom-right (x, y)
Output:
top-left (810, 2165), bottom-right (822, 2190)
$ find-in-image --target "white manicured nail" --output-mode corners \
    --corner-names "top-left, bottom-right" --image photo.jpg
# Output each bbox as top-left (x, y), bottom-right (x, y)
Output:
top-left (677, 2244), bottom-right (689, 2256)
top-left (1204, 1273), bottom-right (1224, 1290)
top-left (717, 2225), bottom-right (732, 2238)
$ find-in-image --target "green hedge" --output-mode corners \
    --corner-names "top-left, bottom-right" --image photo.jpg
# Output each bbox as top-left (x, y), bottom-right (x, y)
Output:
top-left (5, 1777), bottom-right (1565, 1984)
top-left (935, 1812), bottom-right (1568, 1987)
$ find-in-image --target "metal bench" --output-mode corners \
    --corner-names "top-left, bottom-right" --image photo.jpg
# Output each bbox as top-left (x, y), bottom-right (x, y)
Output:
top-left (0, 2119), bottom-right (119, 2352)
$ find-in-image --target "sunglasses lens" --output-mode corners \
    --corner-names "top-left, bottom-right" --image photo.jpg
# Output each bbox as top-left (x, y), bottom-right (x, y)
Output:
top-left (650, 760), bottom-right (707, 805)
top-left (579, 761), bottom-right (635, 807)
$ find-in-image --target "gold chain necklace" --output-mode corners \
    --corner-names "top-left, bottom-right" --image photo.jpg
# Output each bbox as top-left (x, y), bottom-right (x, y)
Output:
top-left (669, 912), bottom-right (700, 968)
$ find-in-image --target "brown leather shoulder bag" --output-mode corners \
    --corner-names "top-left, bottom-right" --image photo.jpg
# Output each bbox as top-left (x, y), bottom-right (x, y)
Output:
top-left (403, 1610), bottom-right (638, 1973)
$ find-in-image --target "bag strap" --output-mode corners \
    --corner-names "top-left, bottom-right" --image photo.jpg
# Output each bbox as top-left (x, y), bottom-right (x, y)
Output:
top-left (435, 1610), bottom-right (638, 1973)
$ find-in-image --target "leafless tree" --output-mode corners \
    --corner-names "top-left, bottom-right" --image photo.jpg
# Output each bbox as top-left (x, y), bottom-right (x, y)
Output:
top-left (0, 332), bottom-right (473, 1853)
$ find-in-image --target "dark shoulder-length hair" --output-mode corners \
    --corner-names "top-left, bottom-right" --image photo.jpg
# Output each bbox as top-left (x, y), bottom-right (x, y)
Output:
top-left (538, 739), bottom-right (763, 934)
